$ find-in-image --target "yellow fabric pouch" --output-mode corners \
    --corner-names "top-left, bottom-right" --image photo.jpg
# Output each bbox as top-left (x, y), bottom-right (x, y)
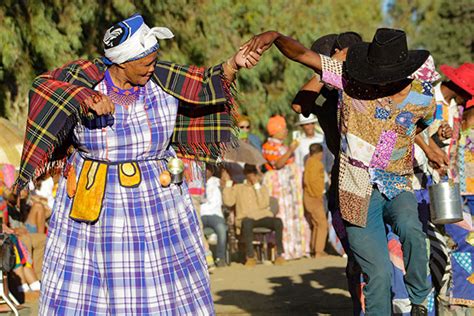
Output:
top-left (70, 160), bottom-right (108, 223)
top-left (118, 162), bottom-right (141, 188)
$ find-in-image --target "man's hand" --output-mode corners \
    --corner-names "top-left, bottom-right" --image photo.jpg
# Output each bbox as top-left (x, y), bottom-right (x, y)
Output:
top-left (83, 93), bottom-right (115, 116)
top-left (291, 104), bottom-right (302, 114)
top-left (437, 122), bottom-right (453, 141)
top-left (240, 31), bottom-right (280, 57)
top-left (426, 145), bottom-right (449, 169)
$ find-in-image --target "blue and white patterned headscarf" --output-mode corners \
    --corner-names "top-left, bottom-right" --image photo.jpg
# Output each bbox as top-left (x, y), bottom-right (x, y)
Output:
top-left (103, 14), bottom-right (174, 64)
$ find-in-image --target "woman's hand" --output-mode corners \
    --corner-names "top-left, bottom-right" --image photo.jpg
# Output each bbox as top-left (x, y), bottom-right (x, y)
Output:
top-left (240, 31), bottom-right (280, 57)
top-left (223, 49), bottom-right (262, 81)
top-left (233, 49), bottom-right (262, 70)
top-left (83, 93), bottom-right (115, 116)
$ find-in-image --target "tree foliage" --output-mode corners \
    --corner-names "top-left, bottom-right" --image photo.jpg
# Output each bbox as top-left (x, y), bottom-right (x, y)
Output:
top-left (0, 0), bottom-right (383, 137)
top-left (387, 0), bottom-right (473, 67)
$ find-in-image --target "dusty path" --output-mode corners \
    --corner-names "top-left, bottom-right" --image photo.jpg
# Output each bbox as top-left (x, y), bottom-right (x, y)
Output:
top-left (10, 256), bottom-right (352, 315)
top-left (211, 256), bottom-right (352, 316)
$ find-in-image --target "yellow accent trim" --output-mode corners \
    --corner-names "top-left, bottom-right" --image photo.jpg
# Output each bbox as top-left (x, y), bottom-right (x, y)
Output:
top-left (119, 162), bottom-right (141, 187)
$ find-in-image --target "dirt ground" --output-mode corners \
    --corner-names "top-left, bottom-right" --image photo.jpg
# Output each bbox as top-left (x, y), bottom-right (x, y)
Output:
top-left (211, 256), bottom-right (352, 316)
top-left (6, 256), bottom-right (352, 316)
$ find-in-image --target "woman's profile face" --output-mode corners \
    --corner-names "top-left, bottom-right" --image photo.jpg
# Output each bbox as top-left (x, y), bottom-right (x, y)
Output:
top-left (122, 52), bottom-right (158, 86)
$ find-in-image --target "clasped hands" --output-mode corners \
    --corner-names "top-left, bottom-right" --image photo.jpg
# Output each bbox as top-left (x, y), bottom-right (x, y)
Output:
top-left (83, 31), bottom-right (278, 117)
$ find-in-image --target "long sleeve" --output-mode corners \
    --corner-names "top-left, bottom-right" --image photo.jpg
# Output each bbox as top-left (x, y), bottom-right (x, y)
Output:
top-left (15, 59), bottom-right (105, 191)
top-left (255, 185), bottom-right (270, 211)
top-left (319, 54), bottom-right (344, 90)
top-left (152, 61), bottom-right (238, 162)
top-left (200, 178), bottom-right (223, 217)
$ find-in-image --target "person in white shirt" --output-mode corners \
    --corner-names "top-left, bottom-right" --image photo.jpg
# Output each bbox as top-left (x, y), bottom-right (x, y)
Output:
top-left (200, 164), bottom-right (227, 267)
top-left (293, 113), bottom-right (324, 170)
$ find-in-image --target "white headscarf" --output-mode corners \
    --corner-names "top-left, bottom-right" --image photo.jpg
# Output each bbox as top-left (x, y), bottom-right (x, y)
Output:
top-left (103, 14), bottom-right (174, 65)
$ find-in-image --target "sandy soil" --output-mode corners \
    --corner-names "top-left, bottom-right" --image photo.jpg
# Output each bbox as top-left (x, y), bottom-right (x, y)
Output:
top-left (6, 256), bottom-right (352, 316)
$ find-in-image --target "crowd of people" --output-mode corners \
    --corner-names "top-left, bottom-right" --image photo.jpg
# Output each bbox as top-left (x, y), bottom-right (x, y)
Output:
top-left (0, 12), bottom-right (472, 316)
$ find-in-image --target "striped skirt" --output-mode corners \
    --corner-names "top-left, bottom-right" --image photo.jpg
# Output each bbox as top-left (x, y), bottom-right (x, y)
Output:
top-left (40, 157), bottom-right (214, 315)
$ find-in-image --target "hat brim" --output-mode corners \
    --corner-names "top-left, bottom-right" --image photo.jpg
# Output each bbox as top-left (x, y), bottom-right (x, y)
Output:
top-left (440, 65), bottom-right (474, 96)
top-left (295, 119), bottom-right (318, 125)
top-left (346, 42), bottom-right (430, 85)
top-left (310, 34), bottom-right (338, 55)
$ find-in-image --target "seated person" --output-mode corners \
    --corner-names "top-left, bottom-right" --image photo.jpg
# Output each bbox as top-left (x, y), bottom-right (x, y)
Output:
top-left (5, 188), bottom-right (47, 234)
top-left (4, 189), bottom-right (47, 279)
top-left (29, 173), bottom-right (56, 220)
top-left (200, 164), bottom-right (227, 268)
top-left (222, 164), bottom-right (285, 267)
top-left (1, 221), bottom-right (41, 299)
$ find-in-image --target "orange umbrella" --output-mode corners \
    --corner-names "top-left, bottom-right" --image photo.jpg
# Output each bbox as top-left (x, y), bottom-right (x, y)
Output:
top-left (0, 118), bottom-right (24, 167)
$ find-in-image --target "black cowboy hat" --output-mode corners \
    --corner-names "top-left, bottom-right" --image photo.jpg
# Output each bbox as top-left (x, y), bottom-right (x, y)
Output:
top-left (346, 28), bottom-right (429, 85)
top-left (311, 32), bottom-right (362, 56)
top-left (310, 34), bottom-right (338, 55)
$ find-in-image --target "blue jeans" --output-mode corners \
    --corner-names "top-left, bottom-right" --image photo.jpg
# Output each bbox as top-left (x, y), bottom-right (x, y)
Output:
top-left (201, 215), bottom-right (227, 260)
top-left (345, 190), bottom-right (430, 315)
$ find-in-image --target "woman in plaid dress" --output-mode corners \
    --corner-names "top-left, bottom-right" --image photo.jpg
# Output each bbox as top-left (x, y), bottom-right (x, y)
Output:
top-left (13, 14), bottom-right (261, 315)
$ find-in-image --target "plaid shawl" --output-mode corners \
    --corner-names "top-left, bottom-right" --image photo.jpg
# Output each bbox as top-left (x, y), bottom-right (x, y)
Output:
top-left (15, 58), bottom-right (238, 190)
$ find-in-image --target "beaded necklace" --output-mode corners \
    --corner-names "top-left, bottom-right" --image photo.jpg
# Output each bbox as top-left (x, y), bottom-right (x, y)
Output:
top-left (104, 70), bottom-right (141, 108)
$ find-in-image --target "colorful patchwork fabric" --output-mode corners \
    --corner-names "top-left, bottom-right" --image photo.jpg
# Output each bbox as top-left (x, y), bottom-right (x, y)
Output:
top-left (320, 54), bottom-right (436, 226)
top-left (445, 211), bottom-right (474, 252)
top-left (370, 169), bottom-right (411, 200)
top-left (408, 55), bottom-right (441, 83)
top-left (452, 253), bottom-right (472, 274)
top-left (374, 107), bottom-right (390, 120)
top-left (15, 58), bottom-right (237, 190)
top-left (459, 129), bottom-right (474, 194)
top-left (370, 130), bottom-right (397, 170)
top-left (450, 252), bottom-right (474, 306)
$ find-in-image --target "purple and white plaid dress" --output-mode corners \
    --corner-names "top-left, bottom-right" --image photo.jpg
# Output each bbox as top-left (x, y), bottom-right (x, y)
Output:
top-left (40, 72), bottom-right (214, 315)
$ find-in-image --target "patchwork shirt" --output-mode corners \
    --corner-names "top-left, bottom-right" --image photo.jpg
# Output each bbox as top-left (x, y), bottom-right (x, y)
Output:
top-left (320, 55), bottom-right (436, 227)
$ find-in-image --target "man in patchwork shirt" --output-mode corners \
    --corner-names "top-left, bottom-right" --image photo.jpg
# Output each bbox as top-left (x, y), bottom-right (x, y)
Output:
top-left (243, 28), bottom-right (435, 315)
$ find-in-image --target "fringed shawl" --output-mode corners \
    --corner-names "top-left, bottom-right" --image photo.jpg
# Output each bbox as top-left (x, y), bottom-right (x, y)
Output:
top-left (15, 58), bottom-right (238, 190)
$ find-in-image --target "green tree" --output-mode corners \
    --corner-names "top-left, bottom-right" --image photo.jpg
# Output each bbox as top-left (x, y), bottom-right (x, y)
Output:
top-left (0, 0), bottom-right (383, 138)
top-left (387, 0), bottom-right (474, 67)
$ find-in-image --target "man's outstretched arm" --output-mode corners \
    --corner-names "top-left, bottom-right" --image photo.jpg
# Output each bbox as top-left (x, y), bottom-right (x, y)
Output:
top-left (242, 31), bottom-right (322, 73)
